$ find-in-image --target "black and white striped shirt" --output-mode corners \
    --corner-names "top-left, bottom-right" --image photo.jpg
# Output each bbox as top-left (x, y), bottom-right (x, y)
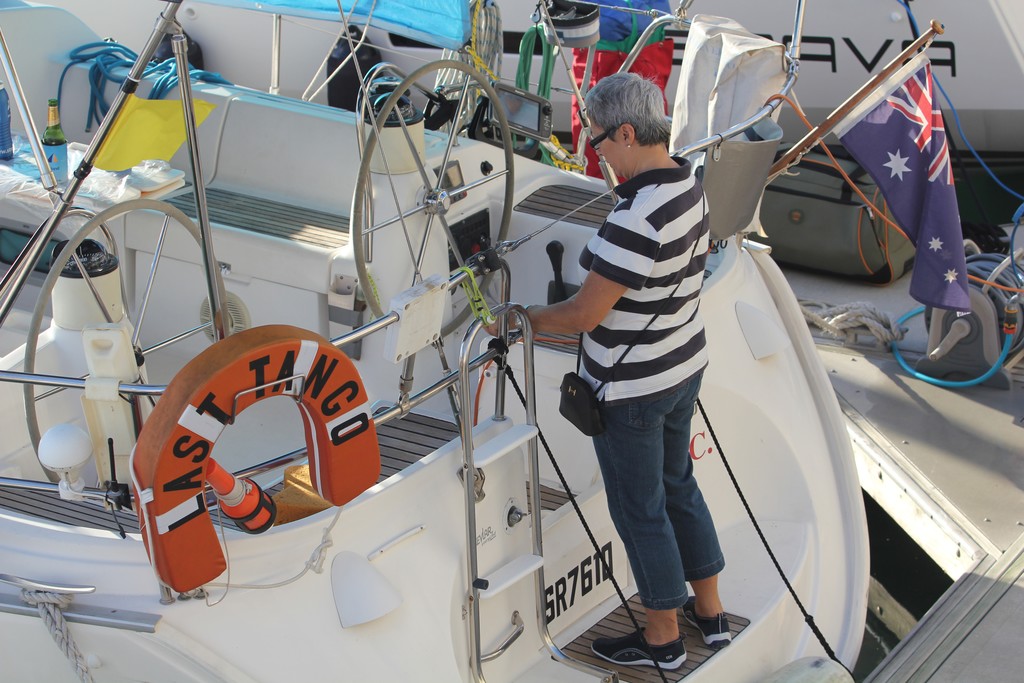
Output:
top-left (578, 157), bottom-right (709, 404)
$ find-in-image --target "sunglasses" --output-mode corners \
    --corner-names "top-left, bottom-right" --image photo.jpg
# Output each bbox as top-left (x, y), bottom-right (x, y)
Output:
top-left (588, 125), bottom-right (619, 151)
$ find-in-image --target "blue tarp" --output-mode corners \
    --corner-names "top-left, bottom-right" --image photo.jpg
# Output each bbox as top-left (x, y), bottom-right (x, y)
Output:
top-left (196, 1), bottom-right (471, 50)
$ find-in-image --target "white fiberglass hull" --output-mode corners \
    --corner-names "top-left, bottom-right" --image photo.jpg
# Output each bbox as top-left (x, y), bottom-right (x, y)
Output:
top-left (0, 3), bottom-right (867, 681)
top-left (0, 237), bottom-right (869, 681)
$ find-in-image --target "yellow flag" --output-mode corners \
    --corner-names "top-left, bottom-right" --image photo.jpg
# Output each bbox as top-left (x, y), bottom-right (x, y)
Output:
top-left (94, 95), bottom-right (215, 171)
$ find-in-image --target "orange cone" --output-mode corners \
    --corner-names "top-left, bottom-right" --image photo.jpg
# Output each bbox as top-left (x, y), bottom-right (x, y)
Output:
top-left (206, 458), bottom-right (276, 533)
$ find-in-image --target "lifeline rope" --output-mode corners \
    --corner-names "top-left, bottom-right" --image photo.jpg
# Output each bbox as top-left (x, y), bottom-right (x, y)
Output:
top-left (694, 398), bottom-right (850, 676)
top-left (21, 589), bottom-right (94, 683)
top-left (490, 337), bottom-right (671, 683)
top-left (800, 300), bottom-right (905, 347)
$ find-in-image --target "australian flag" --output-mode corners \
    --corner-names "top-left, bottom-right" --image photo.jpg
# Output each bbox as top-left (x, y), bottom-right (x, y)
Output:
top-left (835, 53), bottom-right (970, 313)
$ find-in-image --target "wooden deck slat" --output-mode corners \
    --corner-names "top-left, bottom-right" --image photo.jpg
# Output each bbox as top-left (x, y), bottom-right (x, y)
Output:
top-left (514, 185), bottom-right (615, 229)
top-left (377, 434), bottom-right (448, 457)
top-left (540, 485), bottom-right (570, 511)
top-left (0, 487), bottom-right (138, 534)
top-left (529, 481), bottom-right (572, 513)
top-left (377, 448), bottom-right (434, 465)
top-left (165, 188), bottom-right (349, 249)
top-left (383, 413), bottom-right (461, 442)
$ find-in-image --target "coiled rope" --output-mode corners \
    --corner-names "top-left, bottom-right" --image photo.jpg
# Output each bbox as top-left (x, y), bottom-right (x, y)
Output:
top-left (21, 589), bottom-right (94, 683)
top-left (800, 299), bottom-right (905, 347)
top-left (435, 0), bottom-right (503, 132)
top-left (966, 249), bottom-right (1024, 357)
top-left (56, 41), bottom-right (232, 132)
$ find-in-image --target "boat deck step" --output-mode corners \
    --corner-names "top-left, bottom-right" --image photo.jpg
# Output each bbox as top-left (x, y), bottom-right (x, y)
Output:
top-left (479, 553), bottom-right (544, 599)
top-left (165, 187), bottom-right (350, 249)
top-left (565, 595), bottom-right (749, 682)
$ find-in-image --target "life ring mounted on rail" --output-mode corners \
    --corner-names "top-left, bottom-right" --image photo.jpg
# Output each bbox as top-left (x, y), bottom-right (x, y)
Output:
top-left (131, 325), bottom-right (381, 593)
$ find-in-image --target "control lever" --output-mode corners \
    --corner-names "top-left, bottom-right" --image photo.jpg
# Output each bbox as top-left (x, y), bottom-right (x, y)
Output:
top-left (546, 240), bottom-right (568, 304)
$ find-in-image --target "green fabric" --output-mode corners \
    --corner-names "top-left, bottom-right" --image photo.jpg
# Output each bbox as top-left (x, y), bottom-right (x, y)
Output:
top-left (0, 228), bottom-right (58, 273)
top-left (516, 25), bottom-right (557, 166)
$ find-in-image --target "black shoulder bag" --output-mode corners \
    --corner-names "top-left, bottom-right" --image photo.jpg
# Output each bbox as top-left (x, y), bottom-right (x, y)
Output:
top-left (559, 274), bottom-right (688, 436)
top-left (558, 309), bottom-right (663, 436)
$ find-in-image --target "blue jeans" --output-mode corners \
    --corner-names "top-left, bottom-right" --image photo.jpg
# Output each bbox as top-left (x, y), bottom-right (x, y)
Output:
top-left (593, 372), bottom-right (724, 611)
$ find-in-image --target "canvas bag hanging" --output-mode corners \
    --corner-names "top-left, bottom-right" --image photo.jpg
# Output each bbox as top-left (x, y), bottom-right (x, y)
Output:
top-left (698, 117), bottom-right (783, 239)
top-left (669, 15), bottom-right (786, 156)
top-left (755, 150), bottom-right (915, 283)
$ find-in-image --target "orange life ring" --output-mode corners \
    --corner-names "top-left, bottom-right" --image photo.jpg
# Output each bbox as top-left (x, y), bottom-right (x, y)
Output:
top-left (131, 325), bottom-right (380, 592)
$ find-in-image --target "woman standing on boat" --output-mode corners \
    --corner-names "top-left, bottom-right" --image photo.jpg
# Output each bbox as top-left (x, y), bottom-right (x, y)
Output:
top-left (508, 72), bottom-right (730, 669)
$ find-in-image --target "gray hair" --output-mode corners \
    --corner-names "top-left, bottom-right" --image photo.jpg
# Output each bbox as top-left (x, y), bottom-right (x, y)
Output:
top-left (584, 72), bottom-right (671, 147)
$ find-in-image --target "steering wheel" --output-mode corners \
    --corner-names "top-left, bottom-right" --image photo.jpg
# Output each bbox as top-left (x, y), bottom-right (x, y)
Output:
top-left (350, 59), bottom-right (515, 336)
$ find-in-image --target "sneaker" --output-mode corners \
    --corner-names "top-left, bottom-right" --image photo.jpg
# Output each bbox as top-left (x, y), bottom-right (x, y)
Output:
top-left (681, 598), bottom-right (732, 649)
top-left (591, 629), bottom-right (686, 670)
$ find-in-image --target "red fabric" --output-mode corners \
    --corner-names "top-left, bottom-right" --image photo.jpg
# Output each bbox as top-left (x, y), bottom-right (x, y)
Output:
top-left (571, 39), bottom-right (675, 179)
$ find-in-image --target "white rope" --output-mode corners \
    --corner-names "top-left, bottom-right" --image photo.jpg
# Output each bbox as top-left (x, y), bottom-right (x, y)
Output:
top-left (435, 0), bottom-right (503, 131)
top-left (800, 300), bottom-right (905, 347)
top-left (21, 589), bottom-right (94, 683)
top-left (205, 507), bottom-right (343, 594)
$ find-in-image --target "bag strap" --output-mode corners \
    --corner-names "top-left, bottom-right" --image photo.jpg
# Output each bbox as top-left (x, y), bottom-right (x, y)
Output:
top-left (588, 275), bottom-right (682, 395)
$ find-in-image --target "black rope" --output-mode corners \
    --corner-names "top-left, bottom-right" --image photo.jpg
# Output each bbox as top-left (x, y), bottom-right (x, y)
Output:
top-left (489, 339), bottom-right (671, 683)
top-left (695, 398), bottom-right (851, 676)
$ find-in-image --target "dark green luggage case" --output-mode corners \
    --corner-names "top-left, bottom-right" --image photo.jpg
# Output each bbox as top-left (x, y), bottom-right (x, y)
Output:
top-left (753, 151), bottom-right (916, 283)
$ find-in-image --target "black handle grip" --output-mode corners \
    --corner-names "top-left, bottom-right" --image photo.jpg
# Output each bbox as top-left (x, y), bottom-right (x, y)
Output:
top-left (546, 240), bottom-right (568, 303)
top-left (546, 240), bottom-right (564, 268)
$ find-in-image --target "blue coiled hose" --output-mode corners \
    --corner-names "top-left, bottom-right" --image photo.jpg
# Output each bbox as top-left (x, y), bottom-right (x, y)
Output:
top-left (892, 213), bottom-right (1022, 388)
top-left (890, 306), bottom-right (1014, 388)
top-left (56, 41), bottom-right (232, 131)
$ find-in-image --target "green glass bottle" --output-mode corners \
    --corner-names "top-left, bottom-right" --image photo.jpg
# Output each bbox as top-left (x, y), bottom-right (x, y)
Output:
top-left (42, 98), bottom-right (67, 182)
